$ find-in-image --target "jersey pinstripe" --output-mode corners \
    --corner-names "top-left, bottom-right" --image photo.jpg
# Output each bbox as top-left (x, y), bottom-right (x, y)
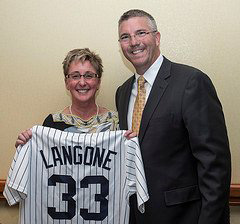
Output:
top-left (4, 125), bottom-right (149, 224)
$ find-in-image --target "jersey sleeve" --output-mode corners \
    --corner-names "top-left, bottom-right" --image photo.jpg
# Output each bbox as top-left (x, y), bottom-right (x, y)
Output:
top-left (125, 137), bottom-right (149, 213)
top-left (3, 142), bottom-right (30, 205)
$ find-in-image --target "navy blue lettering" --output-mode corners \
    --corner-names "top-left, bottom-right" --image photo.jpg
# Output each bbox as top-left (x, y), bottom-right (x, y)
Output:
top-left (92, 147), bottom-right (106, 167)
top-left (73, 146), bottom-right (82, 164)
top-left (102, 150), bottom-right (117, 170)
top-left (51, 146), bottom-right (63, 166)
top-left (40, 150), bottom-right (53, 169)
top-left (84, 146), bottom-right (94, 165)
top-left (62, 146), bottom-right (73, 165)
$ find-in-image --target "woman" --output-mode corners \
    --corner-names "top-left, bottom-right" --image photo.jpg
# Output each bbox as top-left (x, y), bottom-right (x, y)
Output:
top-left (16, 48), bottom-right (133, 146)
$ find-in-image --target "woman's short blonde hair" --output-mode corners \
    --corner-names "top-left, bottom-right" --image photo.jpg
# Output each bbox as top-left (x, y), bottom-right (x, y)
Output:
top-left (62, 48), bottom-right (103, 78)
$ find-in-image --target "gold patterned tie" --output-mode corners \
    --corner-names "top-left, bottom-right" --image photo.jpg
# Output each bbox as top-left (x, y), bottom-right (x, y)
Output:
top-left (132, 76), bottom-right (146, 134)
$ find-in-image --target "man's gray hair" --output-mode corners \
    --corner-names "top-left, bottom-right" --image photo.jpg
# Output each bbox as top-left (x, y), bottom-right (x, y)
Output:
top-left (118, 9), bottom-right (158, 31)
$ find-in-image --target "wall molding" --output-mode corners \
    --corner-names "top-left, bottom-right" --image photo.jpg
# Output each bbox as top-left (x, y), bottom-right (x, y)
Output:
top-left (1, 179), bottom-right (240, 205)
top-left (0, 179), bottom-right (5, 200)
top-left (229, 184), bottom-right (240, 206)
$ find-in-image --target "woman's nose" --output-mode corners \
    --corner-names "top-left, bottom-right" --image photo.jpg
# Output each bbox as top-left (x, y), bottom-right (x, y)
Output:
top-left (78, 76), bottom-right (86, 85)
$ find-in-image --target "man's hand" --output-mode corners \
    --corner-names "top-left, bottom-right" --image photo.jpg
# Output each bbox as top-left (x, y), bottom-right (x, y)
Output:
top-left (124, 130), bottom-right (137, 139)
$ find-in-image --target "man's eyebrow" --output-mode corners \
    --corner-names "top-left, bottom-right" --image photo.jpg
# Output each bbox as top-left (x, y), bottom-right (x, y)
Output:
top-left (120, 32), bottom-right (129, 36)
top-left (136, 29), bottom-right (147, 32)
top-left (120, 29), bottom-right (146, 36)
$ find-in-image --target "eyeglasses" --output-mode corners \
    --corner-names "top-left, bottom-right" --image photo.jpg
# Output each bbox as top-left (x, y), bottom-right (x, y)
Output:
top-left (66, 72), bottom-right (99, 80)
top-left (119, 30), bottom-right (157, 43)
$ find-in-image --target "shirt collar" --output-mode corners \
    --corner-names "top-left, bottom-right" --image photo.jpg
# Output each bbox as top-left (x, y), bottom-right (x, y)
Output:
top-left (134, 54), bottom-right (163, 86)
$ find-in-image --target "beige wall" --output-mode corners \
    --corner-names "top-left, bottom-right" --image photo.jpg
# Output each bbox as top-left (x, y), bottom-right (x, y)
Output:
top-left (0, 0), bottom-right (239, 223)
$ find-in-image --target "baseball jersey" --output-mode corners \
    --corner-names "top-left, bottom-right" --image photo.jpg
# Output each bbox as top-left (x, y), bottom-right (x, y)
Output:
top-left (4, 125), bottom-right (149, 224)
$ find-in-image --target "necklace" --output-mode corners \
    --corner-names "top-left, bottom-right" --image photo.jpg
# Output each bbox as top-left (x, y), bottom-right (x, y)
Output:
top-left (69, 104), bottom-right (99, 127)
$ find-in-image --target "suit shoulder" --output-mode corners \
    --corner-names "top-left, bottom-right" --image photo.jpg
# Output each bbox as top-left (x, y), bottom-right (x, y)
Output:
top-left (169, 60), bottom-right (211, 81)
top-left (171, 61), bottom-right (202, 75)
top-left (167, 62), bottom-right (216, 95)
top-left (117, 75), bottom-right (134, 89)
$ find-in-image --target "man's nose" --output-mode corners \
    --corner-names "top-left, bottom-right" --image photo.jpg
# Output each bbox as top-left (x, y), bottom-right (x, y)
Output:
top-left (129, 34), bottom-right (140, 46)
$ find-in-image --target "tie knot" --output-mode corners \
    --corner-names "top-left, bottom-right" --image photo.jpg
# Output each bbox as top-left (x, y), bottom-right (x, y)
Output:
top-left (138, 76), bottom-right (145, 88)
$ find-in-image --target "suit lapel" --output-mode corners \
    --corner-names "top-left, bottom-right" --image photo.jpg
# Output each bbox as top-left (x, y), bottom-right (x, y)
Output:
top-left (119, 76), bottom-right (135, 129)
top-left (138, 57), bottom-right (172, 143)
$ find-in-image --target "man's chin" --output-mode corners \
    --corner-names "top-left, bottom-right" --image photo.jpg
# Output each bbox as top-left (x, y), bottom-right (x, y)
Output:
top-left (131, 58), bottom-right (146, 67)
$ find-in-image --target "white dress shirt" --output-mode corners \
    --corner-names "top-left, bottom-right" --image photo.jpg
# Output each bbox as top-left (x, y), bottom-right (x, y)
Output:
top-left (127, 54), bottom-right (163, 129)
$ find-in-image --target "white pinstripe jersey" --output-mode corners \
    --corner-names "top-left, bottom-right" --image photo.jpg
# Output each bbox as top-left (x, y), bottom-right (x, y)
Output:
top-left (4, 125), bottom-right (149, 224)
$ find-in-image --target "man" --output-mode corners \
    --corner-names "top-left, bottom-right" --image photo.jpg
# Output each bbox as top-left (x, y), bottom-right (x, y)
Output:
top-left (116, 9), bottom-right (231, 224)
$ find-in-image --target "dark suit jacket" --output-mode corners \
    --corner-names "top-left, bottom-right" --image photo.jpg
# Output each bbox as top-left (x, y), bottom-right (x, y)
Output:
top-left (115, 57), bottom-right (231, 224)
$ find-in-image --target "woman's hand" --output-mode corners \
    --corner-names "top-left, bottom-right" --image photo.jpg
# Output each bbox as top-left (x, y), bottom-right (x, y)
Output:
top-left (15, 129), bottom-right (32, 148)
top-left (124, 130), bottom-right (137, 140)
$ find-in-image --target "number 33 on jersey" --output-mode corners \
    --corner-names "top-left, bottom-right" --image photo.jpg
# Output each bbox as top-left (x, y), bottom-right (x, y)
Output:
top-left (4, 126), bottom-right (149, 224)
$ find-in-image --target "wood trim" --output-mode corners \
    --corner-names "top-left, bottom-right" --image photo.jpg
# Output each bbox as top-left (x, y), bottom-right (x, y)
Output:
top-left (0, 179), bottom-right (5, 200)
top-left (229, 184), bottom-right (240, 206)
top-left (1, 179), bottom-right (240, 205)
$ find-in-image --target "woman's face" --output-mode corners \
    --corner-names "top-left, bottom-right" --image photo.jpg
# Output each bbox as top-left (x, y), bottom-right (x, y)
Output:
top-left (65, 60), bottom-right (100, 105)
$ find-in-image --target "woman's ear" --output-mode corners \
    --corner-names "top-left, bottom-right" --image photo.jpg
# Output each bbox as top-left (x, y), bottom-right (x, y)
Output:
top-left (97, 78), bottom-right (101, 90)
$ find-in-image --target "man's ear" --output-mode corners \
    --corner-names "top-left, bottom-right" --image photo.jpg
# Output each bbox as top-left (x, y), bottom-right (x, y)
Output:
top-left (156, 31), bottom-right (161, 46)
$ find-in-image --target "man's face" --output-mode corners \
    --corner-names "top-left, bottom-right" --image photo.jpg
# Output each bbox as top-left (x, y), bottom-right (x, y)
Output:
top-left (119, 16), bottom-right (160, 75)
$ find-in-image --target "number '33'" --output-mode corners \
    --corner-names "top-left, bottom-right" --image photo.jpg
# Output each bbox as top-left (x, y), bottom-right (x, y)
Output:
top-left (48, 174), bottom-right (109, 221)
